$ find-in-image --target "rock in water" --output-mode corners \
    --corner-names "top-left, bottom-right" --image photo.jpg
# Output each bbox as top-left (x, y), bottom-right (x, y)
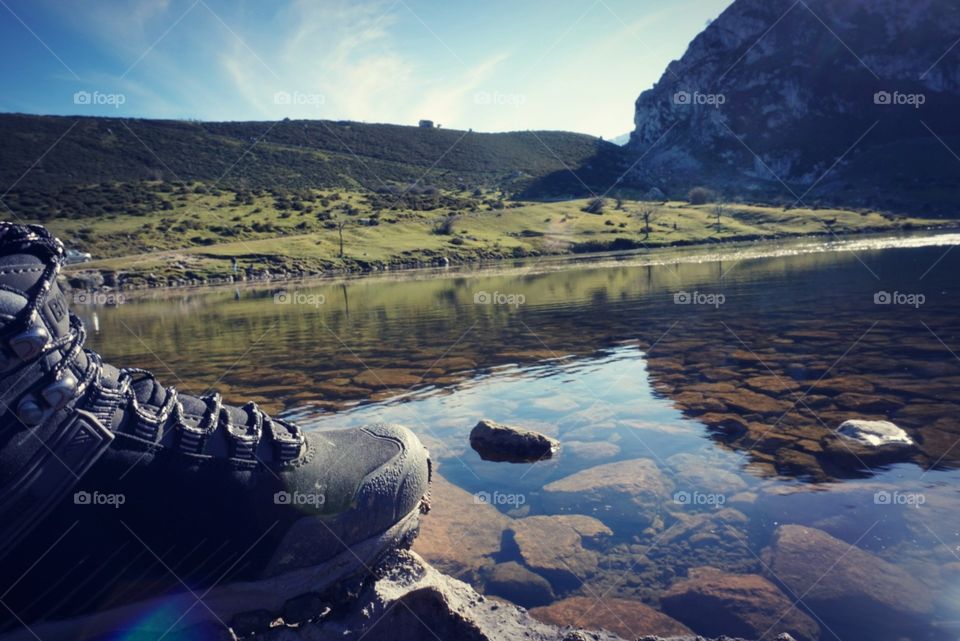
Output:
top-left (660, 566), bottom-right (820, 641)
top-left (509, 515), bottom-right (612, 589)
top-left (530, 596), bottom-right (693, 639)
top-left (763, 524), bottom-right (933, 640)
top-left (836, 419), bottom-right (913, 447)
top-left (822, 419), bottom-right (917, 468)
top-left (469, 419), bottom-right (559, 463)
top-left (481, 562), bottom-right (555, 608)
top-left (542, 458), bottom-right (673, 530)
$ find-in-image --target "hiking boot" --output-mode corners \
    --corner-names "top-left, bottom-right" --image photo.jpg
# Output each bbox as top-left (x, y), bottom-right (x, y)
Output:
top-left (0, 223), bottom-right (431, 640)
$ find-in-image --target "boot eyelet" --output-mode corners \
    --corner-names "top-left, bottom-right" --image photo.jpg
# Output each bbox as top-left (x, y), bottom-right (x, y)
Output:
top-left (42, 373), bottom-right (78, 411)
top-left (16, 397), bottom-right (45, 425)
top-left (10, 326), bottom-right (49, 361)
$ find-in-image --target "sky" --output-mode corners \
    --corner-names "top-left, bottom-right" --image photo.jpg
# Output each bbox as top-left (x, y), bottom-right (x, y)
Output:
top-left (0, 0), bottom-right (732, 139)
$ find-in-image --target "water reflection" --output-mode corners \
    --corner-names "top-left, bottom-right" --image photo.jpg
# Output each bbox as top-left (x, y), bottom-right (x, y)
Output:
top-left (81, 233), bottom-right (960, 640)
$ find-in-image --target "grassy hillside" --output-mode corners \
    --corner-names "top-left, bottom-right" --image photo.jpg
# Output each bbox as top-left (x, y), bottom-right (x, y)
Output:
top-left (41, 187), bottom-right (942, 287)
top-left (0, 114), bottom-right (624, 214)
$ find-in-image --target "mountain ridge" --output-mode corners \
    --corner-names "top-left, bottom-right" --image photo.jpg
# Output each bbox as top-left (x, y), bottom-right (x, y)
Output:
top-left (626, 0), bottom-right (960, 214)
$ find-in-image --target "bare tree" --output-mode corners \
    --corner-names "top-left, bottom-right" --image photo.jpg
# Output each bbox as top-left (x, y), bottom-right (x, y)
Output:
top-left (336, 218), bottom-right (348, 257)
top-left (712, 201), bottom-right (725, 233)
top-left (638, 205), bottom-right (657, 240)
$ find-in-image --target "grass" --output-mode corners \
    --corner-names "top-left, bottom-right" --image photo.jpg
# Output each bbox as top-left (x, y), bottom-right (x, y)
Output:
top-left (41, 188), bottom-right (947, 287)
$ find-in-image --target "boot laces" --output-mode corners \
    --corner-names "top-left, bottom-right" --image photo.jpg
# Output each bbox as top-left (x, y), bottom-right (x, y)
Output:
top-left (0, 223), bottom-right (304, 463)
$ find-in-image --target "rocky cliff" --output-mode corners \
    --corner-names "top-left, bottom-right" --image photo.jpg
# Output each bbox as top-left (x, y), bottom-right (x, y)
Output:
top-left (628, 0), bottom-right (960, 213)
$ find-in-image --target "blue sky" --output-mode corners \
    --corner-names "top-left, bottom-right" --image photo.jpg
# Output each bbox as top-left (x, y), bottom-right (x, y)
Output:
top-left (0, 0), bottom-right (731, 138)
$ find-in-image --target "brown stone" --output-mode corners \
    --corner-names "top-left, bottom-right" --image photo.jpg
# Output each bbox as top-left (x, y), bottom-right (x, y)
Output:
top-left (413, 473), bottom-right (509, 579)
top-left (713, 389), bottom-right (788, 416)
top-left (744, 375), bottom-right (802, 395)
top-left (810, 375), bottom-right (876, 396)
top-left (530, 596), bottom-right (692, 639)
top-left (352, 368), bottom-right (423, 389)
top-left (510, 515), bottom-right (612, 586)
top-left (481, 562), bottom-right (554, 608)
top-left (661, 566), bottom-right (820, 641)
top-left (763, 525), bottom-right (933, 636)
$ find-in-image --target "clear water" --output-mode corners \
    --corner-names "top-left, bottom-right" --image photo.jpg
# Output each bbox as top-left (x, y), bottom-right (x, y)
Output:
top-left (81, 232), bottom-right (960, 641)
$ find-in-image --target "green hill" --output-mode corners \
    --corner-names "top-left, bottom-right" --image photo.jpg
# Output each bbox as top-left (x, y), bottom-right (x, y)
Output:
top-left (0, 113), bottom-right (626, 221)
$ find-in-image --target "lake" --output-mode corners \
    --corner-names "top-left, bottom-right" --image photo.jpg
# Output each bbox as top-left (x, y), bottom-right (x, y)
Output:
top-left (80, 232), bottom-right (960, 641)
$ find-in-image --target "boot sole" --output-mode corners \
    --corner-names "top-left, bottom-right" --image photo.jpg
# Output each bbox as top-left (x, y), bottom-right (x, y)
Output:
top-left (0, 498), bottom-right (427, 641)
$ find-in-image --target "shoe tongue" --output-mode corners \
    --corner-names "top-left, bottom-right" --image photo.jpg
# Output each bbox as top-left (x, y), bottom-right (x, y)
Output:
top-left (0, 254), bottom-right (47, 293)
top-left (0, 255), bottom-right (45, 332)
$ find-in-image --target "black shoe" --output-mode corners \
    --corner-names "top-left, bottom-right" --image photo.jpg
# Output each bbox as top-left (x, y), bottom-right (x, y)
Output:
top-left (0, 223), bottom-right (431, 640)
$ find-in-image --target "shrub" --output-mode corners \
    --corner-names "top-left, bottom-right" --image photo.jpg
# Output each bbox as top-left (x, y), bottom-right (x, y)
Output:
top-left (582, 198), bottom-right (605, 214)
top-left (687, 186), bottom-right (713, 205)
top-left (433, 214), bottom-right (459, 235)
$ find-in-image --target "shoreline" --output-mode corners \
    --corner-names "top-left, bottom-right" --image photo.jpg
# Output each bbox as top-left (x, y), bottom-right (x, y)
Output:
top-left (65, 224), bottom-right (960, 301)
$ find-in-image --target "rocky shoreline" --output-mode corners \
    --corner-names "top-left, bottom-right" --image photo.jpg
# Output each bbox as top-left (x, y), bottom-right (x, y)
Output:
top-left (63, 225), bottom-right (954, 295)
top-left (248, 549), bottom-right (753, 641)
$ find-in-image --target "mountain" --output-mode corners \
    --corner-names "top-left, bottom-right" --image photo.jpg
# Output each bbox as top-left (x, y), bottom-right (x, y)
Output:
top-left (0, 114), bottom-right (625, 213)
top-left (627, 0), bottom-right (960, 214)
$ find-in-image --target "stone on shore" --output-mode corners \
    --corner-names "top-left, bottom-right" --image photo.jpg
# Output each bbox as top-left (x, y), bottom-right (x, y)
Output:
top-left (469, 419), bottom-right (560, 463)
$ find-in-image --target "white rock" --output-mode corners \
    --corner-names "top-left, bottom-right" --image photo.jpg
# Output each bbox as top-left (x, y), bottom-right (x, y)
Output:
top-left (837, 419), bottom-right (913, 447)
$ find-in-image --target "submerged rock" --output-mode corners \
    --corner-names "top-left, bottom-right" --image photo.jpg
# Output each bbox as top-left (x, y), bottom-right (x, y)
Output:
top-left (510, 515), bottom-right (612, 588)
top-left (413, 473), bottom-right (510, 580)
top-left (763, 524), bottom-right (933, 639)
top-left (469, 419), bottom-right (560, 463)
top-left (542, 458), bottom-right (673, 530)
top-left (481, 562), bottom-right (555, 608)
top-left (530, 595), bottom-right (693, 639)
top-left (660, 566), bottom-right (820, 641)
